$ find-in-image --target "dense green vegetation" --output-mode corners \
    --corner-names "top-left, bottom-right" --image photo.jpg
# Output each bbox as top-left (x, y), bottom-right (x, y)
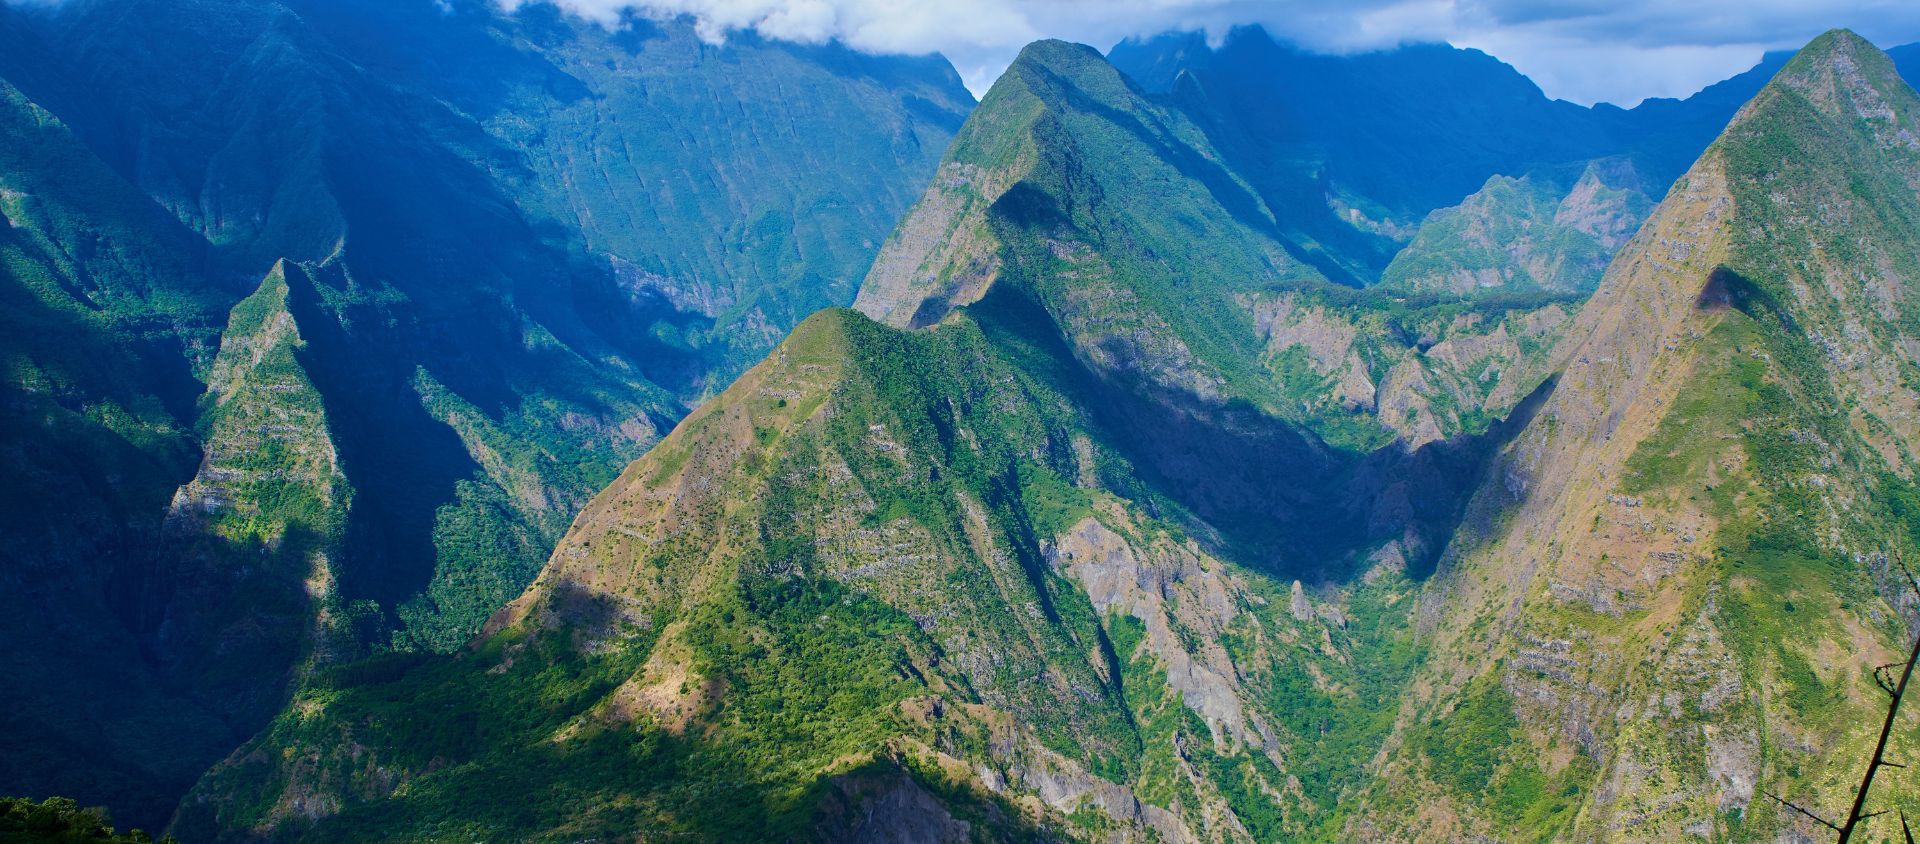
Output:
top-left (0, 797), bottom-right (172, 843)
top-left (179, 30), bottom-right (1848, 837)
top-left (1410, 678), bottom-right (1585, 840)
top-left (0, 69), bottom-right (247, 829)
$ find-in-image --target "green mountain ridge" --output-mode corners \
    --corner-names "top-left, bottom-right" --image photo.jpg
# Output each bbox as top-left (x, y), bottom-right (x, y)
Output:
top-left (857, 39), bottom-right (1573, 453)
top-left (152, 260), bottom-right (350, 732)
top-left (10, 6), bottom-right (1920, 840)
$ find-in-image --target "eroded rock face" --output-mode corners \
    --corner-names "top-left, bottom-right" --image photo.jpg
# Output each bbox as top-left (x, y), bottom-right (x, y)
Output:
top-left (856, 161), bottom-right (1017, 329)
top-left (1245, 290), bottom-right (1568, 448)
top-left (1053, 517), bottom-right (1252, 745)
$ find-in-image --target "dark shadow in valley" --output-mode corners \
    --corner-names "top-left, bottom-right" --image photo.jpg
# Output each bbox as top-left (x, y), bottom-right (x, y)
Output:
top-left (1381, 374), bottom-right (1556, 582)
top-left (279, 262), bottom-right (479, 613)
top-left (968, 278), bottom-right (1557, 587)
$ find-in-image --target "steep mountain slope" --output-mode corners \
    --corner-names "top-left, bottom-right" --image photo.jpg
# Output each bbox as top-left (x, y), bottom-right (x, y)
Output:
top-left (177, 40), bottom-right (1559, 844)
top-left (1349, 30), bottom-right (1920, 842)
top-left (155, 261), bottom-right (351, 731)
top-left (0, 0), bottom-right (971, 828)
top-left (104, 0), bottom-right (973, 383)
top-left (1104, 28), bottom-right (1895, 291)
top-left (7, 0), bottom-right (971, 647)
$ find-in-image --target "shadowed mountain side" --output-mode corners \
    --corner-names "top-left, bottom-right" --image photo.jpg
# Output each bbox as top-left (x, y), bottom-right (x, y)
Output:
top-left (965, 279), bottom-right (1556, 581)
top-left (1, 0), bottom-right (975, 647)
top-left (182, 25), bottom-right (1920, 842)
top-left (180, 293), bottom-right (1535, 839)
top-left (1107, 27), bottom-right (1798, 222)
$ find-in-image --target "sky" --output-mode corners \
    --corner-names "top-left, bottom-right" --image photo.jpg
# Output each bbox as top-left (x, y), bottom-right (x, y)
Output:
top-left (497, 0), bottom-right (1920, 107)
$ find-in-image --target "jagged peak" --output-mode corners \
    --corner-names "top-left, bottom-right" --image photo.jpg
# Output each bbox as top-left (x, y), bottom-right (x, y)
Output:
top-left (856, 42), bottom-right (1153, 331)
top-left (204, 260), bottom-right (314, 398)
top-left (243, 259), bottom-right (308, 318)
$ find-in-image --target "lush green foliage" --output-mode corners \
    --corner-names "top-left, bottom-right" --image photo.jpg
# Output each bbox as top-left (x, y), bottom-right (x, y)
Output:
top-left (0, 796), bottom-right (172, 843)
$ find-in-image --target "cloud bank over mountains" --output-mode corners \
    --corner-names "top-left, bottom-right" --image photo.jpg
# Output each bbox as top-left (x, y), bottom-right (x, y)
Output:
top-left (496, 0), bottom-right (1920, 106)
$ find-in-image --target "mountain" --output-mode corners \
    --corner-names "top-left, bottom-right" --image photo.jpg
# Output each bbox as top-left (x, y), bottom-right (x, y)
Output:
top-left (176, 28), bottom-right (1920, 843)
top-left (1381, 157), bottom-right (1654, 294)
top-left (8, 0), bottom-right (971, 645)
top-left (1877, 41), bottom-right (1920, 87)
top-left (174, 38), bottom-right (1557, 843)
top-left (154, 261), bottom-right (351, 732)
top-left (1112, 29), bottom-right (1920, 298)
top-left (1347, 30), bottom-right (1920, 840)
top-left (0, 66), bottom-right (242, 831)
top-left (0, 0), bottom-right (970, 828)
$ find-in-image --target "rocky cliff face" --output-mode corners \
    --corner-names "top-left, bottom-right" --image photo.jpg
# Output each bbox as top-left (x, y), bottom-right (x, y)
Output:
top-left (1350, 30), bottom-right (1920, 842)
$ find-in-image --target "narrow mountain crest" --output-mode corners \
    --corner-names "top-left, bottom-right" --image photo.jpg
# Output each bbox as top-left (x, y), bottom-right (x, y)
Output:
top-left (156, 259), bottom-right (352, 727)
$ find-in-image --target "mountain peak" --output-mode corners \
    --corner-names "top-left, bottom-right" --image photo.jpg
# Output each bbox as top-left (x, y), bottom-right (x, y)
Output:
top-left (1740, 27), bottom-right (1911, 128)
top-left (991, 37), bottom-right (1140, 112)
top-left (1006, 38), bottom-right (1107, 74)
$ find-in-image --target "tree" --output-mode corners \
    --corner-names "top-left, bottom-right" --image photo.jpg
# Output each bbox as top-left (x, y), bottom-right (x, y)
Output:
top-left (1769, 555), bottom-right (1920, 843)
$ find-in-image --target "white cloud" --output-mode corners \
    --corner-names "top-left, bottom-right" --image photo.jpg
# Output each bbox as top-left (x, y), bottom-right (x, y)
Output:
top-left (495, 0), bottom-right (1920, 106)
